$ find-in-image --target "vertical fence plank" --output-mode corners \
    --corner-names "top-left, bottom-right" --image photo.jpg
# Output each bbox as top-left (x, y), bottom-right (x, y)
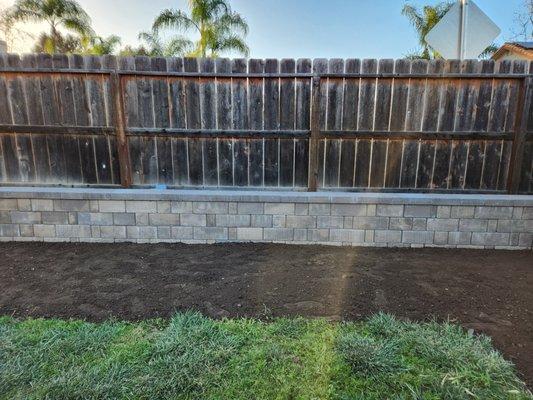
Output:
top-left (199, 58), bottom-right (217, 186)
top-left (167, 57), bottom-right (189, 186)
top-left (216, 58), bottom-right (233, 186)
top-left (249, 58), bottom-right (265, 187)
top-left (264, 58), bottom-right (280, 186)
top-left (184, 57), bottom-right (202, 186)
top-left (324, 58), bottom-right (344, 187)
top-left (279, 58), bottom-right (296, 187)
top-left (232, 58), bottom-right (249, 186)
top-left (339, 59), bottom-right (360, 188)
top-left (294, 58), bottom-right (311, 187)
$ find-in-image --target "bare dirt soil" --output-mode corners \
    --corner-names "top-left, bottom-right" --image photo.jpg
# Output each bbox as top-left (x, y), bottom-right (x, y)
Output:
top-left (0, 242), bottom-right (531, 386)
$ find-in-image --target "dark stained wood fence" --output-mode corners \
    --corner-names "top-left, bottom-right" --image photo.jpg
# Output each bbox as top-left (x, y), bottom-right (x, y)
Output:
top-left (0, 54), bottom-right (532, 193)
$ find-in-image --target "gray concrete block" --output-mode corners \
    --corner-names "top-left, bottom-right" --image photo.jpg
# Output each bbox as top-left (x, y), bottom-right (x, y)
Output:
top-left (228, 227), bottom-right (237, 240)
top-left (475, 206), bottom-right (513, 219)
top-left (17, 199), bottom-right (31, 211)
top-left (126, 201), bottom-right (157, 213)
top-left (0, 224), bottom-right (19, 236)
top-left (180, 213), bottom-right (206, 227)
top-left (518, 233), bottom-right (532, 248)
top-left (171, 226), bottom-right (193, 239)
top-left (295, 204), bottom-right (309, 215)
top-left (68, 212), bottom-right (78, 225)
top-left (126, 226), bottom-right (157, 239)
top-left (41, 211), bottom-right (69, 225)
top-left (272, 215), bottom-right (286, 228)
top-left (374, 230), bottom-right (401, 243)
top-left (436, 206), bottom-right (451, 218)
top-left (99, 200), bottom-right (126, 213)
top-left (307, 229), bottom-right (329, 242)
top-left (286, 215), bottom-right (316, 228)
top-left (512, 207), bottom-right (523, 219)
top-left (55, 225), bottom-right (91, 238)
top-left (238, 202), bottom-right (264, 214)
top-left (294, 229), bottom-right (307, 241)
top-left (31, 199), bottom-right (53, 211)
top-left (497, 219), bottom-right (531, 233)
top-left (331, 204), bottom-right (367, 216)
top-left (54, 199), bottom-right (90, 212)
top-left (19, 224), bottom-right (33, 237)
top-left (251, 214), bottom-right (272, 228)
top-left (113, 213), bottom-right (135, 226)
top-left (364, 229), bottom-right (374, 243)
top-left (193, 202), bottom-right (228, 214)
top-left (448, 231), bottom-right (471, 245)
top-left (100, 226), bottom-right (126, 239)
top-left (264, 228), bottom-right (293, 241)
top-left (487, 220), bottom-right (498, 233)
top-left (402, 231), bottom-right (434, 244)
top-left (78, 212), bottom-right (113, 226)
top-left (0, 199), bottom-right (17, 210)
top-left (0, 211), bottom-right (9, 223)
top-left (412, 218), bottom-right (427, 231)
top-left (264, 203), bottom-right (295, 215)
top-left (10, 211), bottom-right (41, 224)
top-left (459, 219), bottom-right (488, 232)
top-left (228, 202), bottom-right (238, 214)
top-left (157, 201), bottom-right (171, 213)
top-left (366, 204), bottom-right (377, 216)
top-left (309, 204), bottom-right (330, 215)
top-left (33, 224), bottom-right (56, 237)
top-left (193, 227), bottom-right (227, 240)
top-left (157, 226), bottom-right (171, 239)
top-left (352, 217), bottom-right (388, 230)
top-left (427, 218), bottom-right (459, 232)
top-left (471, 232), bottom-right (510, 246)
top-left (216, 214), bottom-right (251, 227)
top-left (389, 217), bottom-right (412, 230)
top-left (450, 206), bottom-right (475, 219)
top-left (343, 217), bottom-right (353, 229)
top-left (404, 205), bottom-right (437, 217)
top-left (329, 229), bottom-right (365, 243)
top-left (206, 214), bottom-right (216, 227)
top-left (237, 227), bottom-right (263, 240)
top-left (317, 216), bottom-right (344, 228)
top-left (376, 204), bottom-right (403, 217)
top-left (171, 201), bottom-right (193, 213)
top-left (135, 213), bottom-right (149, 226)
top-left (149, 213), bottom-right (180, 226)
top-left (523, 207), bottom-right (533, 219)
top-left (434, 231), bottom-right (448, 245)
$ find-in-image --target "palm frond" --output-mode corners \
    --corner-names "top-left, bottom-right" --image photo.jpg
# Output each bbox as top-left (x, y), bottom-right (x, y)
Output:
top-left (153, 9), bottom-right (198, 32)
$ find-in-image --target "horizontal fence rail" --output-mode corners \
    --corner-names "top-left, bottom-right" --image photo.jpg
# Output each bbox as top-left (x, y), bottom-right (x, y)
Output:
top-left (0, 54), bottom-right (531, 194)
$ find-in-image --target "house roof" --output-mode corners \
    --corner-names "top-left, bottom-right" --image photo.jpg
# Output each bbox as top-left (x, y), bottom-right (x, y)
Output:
top-left (492, 42), bottom-right (533, 61)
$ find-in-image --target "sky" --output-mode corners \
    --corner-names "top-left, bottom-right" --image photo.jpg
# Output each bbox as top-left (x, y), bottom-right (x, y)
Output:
top-left (0, 0), bottom-right (529, 58)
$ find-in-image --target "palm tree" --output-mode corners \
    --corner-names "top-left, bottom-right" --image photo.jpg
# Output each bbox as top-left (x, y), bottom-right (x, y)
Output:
top-left (5, 0), bottom-right (94, 54)
top-left (402, 2), bottom-right (498, 59)
top-left (32, 31), bottom-right (80, 53)
top-left (402, 2), bottom-right (454, 59)
top-left (82, 35), bottom-right (122, 55)
top-left (152, 0), bottom-right (249, 57)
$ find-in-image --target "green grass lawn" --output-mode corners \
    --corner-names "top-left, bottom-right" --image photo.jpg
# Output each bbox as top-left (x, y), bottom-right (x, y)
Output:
top-left (0, 313), bottom-right (530, 400)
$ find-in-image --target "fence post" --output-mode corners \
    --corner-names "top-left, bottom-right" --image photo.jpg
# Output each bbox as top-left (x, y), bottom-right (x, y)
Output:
top-left (110, 72), bottom-right (133, 188)
top-left (508, 76), bottom-right (533, 194)
top-left (308, 75), bottom-right (321, 191)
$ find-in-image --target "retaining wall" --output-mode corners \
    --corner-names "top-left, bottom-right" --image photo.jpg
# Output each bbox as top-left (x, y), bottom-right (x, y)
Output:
top-left (0, 188), bottom-right (531, 249)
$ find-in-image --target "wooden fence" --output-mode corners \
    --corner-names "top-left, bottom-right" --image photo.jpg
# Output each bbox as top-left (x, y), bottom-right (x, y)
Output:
top-left (0, 54), bottom-right (532, 193)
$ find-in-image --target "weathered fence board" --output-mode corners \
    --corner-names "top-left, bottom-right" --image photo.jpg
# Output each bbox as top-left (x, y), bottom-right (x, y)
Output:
top-left (0, 55), bottom-right (531, 193)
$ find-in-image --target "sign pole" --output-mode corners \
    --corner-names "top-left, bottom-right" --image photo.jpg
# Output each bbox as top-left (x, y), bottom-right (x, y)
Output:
top-left (458, 0), bottom-right (468, 59)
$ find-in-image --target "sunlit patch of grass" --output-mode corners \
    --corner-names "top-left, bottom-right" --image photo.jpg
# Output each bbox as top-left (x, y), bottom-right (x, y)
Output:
top-left (0, 313), bottom-right (530, 400)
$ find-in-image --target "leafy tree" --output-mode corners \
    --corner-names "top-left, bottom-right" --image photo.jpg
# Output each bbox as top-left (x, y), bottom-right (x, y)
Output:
top-left (402, 1), bottom-right (497, 59)
top-left (82, 35), bottom-right (122, 55)
top-left (32, 31), bottom-right (80, 53)
top-left (151, 0), bottom-right (249, 57)
top-left (4, 0), bottom-right (94, 54)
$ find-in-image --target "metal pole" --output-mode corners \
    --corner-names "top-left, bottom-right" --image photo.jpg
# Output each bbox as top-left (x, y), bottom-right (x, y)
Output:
top-left (458, 0), bottom-right (468, 59)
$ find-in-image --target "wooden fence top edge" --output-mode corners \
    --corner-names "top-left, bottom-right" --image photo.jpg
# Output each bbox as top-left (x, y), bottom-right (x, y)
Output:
top-left (0, 68), bottom-right (530, 79)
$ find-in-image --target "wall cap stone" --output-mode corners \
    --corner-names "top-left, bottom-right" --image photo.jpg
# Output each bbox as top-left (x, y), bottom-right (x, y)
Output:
top-left (0, 187), bottom-right (532, 206)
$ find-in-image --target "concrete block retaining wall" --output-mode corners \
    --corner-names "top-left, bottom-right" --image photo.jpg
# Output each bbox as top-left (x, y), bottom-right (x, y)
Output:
top-left (0, 188), bottom-right (532, 249)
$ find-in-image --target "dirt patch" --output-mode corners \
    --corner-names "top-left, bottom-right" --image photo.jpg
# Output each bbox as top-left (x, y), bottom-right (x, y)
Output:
top-left (0, 242), bottom-right (532, 386)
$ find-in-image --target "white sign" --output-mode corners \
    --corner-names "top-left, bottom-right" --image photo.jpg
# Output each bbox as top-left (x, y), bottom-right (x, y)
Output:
top-left (425, 0), bottom-right (500, 59)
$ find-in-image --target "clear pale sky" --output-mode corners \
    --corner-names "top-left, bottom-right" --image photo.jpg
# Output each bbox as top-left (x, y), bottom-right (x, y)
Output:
top-left (1, 0), bottom-right (528, 57)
